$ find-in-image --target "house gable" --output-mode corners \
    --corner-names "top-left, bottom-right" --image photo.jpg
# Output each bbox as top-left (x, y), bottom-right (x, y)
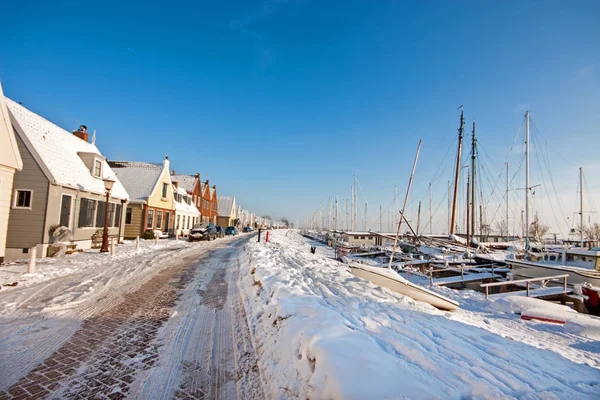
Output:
top-left (147, 160), bottom-right (175, 211)
top-left (0, 83), bottom-right (22, 170)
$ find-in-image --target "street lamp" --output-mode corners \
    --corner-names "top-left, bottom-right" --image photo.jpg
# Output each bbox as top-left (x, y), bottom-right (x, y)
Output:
top-left (101, 178), bottom-right (115, 253)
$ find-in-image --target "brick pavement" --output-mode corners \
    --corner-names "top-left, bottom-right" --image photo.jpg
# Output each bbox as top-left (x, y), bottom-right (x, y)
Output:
top-left (0, 254), bottom-right (201, 400)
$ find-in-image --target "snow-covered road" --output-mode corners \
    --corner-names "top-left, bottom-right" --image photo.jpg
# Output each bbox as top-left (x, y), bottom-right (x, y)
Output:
top-left (0, 235), bottom-right (265, 399)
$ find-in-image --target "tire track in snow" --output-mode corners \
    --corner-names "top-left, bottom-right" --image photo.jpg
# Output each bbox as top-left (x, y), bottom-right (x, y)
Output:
top-left (130, 236), bottom-right (264, 400)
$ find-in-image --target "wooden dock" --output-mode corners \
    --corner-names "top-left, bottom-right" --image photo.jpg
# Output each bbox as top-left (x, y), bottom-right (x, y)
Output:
top-left (480, 274), bottom-right (570, 299)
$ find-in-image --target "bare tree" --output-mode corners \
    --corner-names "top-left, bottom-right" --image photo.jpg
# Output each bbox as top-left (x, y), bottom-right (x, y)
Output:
top-left (529, 219), bottom-right (549, 240)
top-left (480, 223), bottom-right (492, 240)
top-left (583, 222), bottom-right (600, 241)
top-left (495, 220), bottom-right (508, 238)
top-left (281, 218), bottom-right (290, 228)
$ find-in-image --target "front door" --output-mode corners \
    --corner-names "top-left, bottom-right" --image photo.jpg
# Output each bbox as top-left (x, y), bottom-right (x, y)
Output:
top-left (164, 212), bottom-right (170, 233)
top-left (60, 195), bottom-right (72, 228)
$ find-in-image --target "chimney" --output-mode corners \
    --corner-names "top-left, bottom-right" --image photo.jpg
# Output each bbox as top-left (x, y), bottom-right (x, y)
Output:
top-left (163, 154), bottom-right (170, 170)
top-left (205, 179), bottom-right (209, 187)
top-left (173, 181), bottom-right (179, 190)
top-left (171, 170), bottom-right (175, 175)
top-left (212, 185), bottom-right (216, 189)
top-left (73, 125), bottom-right (89, 142)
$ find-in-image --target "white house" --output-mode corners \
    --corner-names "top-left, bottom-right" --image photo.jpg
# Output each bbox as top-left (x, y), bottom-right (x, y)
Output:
top-left (0, 82), bottom-right (23, 263)
top-left (5, 97), bottom-right (129, 260)
top-left (173, 184), bottom-right (200, 237)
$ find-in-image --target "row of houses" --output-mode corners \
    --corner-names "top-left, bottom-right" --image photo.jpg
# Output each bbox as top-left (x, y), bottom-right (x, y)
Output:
top-left (0, 83), bottom-right (262, 263)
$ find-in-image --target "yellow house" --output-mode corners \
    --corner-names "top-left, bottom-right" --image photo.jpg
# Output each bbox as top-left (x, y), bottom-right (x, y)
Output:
top-left (109, 158), bottom-right (176, 239)
top-left (0, 82), bottom-right (23, 263)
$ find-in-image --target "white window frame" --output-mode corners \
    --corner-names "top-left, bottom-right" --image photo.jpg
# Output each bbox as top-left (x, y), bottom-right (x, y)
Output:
top-left (92, 158), bottom-right (103, 178)
top-left (13, 189), bottom-right (33, 209)
top-left (59, 193), bottom-right (73, 228)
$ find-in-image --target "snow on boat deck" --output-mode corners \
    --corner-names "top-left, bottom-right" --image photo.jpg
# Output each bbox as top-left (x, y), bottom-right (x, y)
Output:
top-left (241, 230), bottom-right (600, 399)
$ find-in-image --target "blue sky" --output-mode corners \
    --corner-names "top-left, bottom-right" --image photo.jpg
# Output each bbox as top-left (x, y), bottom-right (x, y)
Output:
top-left (1, 0), bottom-right (599, 234)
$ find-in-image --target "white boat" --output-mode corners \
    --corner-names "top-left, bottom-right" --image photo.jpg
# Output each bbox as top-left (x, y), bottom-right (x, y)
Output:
top-left (508, 247), bottom-right (600, 286)
top-left (347, 260), bottom-right (459, 311)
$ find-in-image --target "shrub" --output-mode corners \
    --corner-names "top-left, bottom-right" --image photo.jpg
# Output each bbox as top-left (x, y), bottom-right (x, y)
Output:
top-left (144, 229), bottom-right (156, 240)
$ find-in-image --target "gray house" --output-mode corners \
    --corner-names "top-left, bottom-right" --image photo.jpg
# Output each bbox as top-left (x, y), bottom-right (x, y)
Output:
top-left (4, 98), bottom-right (129, 261)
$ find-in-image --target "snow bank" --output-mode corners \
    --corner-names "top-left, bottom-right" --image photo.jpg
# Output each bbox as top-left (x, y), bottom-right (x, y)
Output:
top-left (239, 230), bottom-right (600, 399)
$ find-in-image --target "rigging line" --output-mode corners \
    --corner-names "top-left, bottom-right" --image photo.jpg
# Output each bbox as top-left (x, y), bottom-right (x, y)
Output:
top-left (531, 131), bottom-right (566, 237)
top-left (532, 130), bottom-right (571, 229)
top-left (420, 188), bottom-right (449, 233)
top-left (429, 135), bottom-right (458, 186)
top-left (530, 118), bottom-right (576, 168)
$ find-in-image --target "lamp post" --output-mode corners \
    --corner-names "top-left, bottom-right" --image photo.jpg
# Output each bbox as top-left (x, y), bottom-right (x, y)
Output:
top-left (101, 178), bottom-right (115, 253)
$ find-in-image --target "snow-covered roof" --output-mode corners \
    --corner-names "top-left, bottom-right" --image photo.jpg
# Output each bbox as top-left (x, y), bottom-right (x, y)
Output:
top-left (171, 174), bottom-right (196, 193)
top-left (209, 186), bottom-right (215, 198)
top-left (6, 98), bottom-right (128, 200)
top-left (174, 186), bottom-right (200, 215)
top-left (107, 161), bottom-right (162, 202)
top-left (217, 196), bottom-right (235, 217)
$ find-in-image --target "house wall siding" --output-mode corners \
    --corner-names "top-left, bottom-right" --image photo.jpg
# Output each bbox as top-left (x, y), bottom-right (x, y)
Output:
top-left (217, 216), bottom-right (233, 228)
top-left (0, 165), bottom-right (17, 260)
top-left (124, 203), bottom-right (144, 239)
top-left (44, 185), bottom-right (122, 243)
top-left (6, 133), bottom-right (50, 250)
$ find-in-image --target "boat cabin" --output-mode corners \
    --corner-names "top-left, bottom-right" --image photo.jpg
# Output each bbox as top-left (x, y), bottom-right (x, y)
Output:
top-left (540, 248), bottom-right (600, 271)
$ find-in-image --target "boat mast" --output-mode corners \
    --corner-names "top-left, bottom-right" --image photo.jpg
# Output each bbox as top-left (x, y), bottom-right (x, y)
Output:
top-left (388, 139), bottom-right (422, 269)
top-left (525, 111), bottom-right (530, 254)
top-left (335, 196), bottom-right (338, 231)
top-left (417, 201), bottom-right (421, 236)
top-left (353, 177), bottom-right (357, 231)
top-left (471, 121), bottom-right (477, 238)
top-left (429, 183), bottom-right (432, 234)
top-left (380, 205), bottom-right (382, 233)
top-left (345, 199), bottom-right (349, 231)
top-left (364, 202), bottom-right (368, 231)
top-left (466, 171), bottom-right (470, 248)
top-left (580, 167), bottom-right (584, 248)
top-left (506, 162), bottom-right (509, 239)
top-left (447, 180), bottom-right (451, 234)
top-left (450, 109), bottom-right (465, 235)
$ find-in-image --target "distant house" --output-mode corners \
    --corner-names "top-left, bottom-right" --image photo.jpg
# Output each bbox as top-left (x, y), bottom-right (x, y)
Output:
top-left (200, 180), bottom-right (218, 224)
top-left (0, 84), bottom-right (23, 263)
top-left (217, 196), bottom-right (236, 228)
top-left (4, 98), bottom-right (129, 261)
top-left (108, 158), bottom-right (175, 239)
top-left (172, 183), bottom-right (200, 237)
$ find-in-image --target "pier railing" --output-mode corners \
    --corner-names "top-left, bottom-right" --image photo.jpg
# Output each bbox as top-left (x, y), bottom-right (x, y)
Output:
top-left (479, 274), bottom-right (569, 299)
top-left (429, 263), bottom-right (498, 285)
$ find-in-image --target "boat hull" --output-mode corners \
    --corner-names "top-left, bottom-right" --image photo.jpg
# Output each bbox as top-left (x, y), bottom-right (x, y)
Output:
top-left (508, 259), bottom-right (600, 287)
top-left (348, 263), bottom-right (459, 311)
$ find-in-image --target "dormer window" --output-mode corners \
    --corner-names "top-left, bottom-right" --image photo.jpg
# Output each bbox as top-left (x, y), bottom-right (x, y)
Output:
top-left (93, 159), bottom-right (102, 178)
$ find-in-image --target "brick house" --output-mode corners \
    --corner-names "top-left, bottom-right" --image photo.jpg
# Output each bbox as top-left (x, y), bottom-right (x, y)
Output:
top-left (200, 180), bottom-right (218, 223)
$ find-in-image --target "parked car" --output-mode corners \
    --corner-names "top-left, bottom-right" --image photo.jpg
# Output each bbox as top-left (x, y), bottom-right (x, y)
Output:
top-left (225, 226), bottom-right (238, 236)
top-left (216, 225), bottom-right (225, 238)
top-left (242, 226), bottom-right (252, 233)
top-left (189, 222), bottom-right (218, 241)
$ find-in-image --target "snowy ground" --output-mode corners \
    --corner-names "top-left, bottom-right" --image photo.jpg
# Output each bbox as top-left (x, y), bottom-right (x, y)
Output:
top-left (240, 230), bottom-right (600, 400)
top-left (0, 235), bottom-right (265, 399)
